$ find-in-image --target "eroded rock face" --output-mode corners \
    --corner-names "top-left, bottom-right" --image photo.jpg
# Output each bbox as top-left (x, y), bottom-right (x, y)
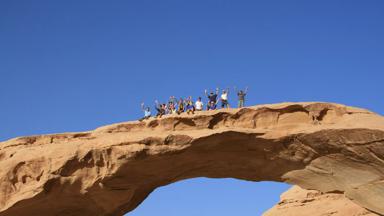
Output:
top-left (263, 186), bottom-right (379, 216)
top-left (0, 102), bottom-right (383, 216)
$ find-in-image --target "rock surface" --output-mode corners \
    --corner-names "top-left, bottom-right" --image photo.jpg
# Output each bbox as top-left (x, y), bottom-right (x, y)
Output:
top-left (264, 185), bottom-right (379, 216)
top-left (0, 102), bottom-right (383, 216)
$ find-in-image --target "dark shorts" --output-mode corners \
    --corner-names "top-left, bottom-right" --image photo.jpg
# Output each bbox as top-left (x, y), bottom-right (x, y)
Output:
top-left (221, 100), bottom-right (229, 107)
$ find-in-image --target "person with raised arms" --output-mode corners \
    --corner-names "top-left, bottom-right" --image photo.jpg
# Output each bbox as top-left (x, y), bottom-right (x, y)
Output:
top-left (139, 102), bottom-right (151, 121)
top-left (205, 87), bottom-right (219, 109)
top-left (234, 86), bottom-right (248, 108)
top-left (220, 87), bottom-right (230, 108)
top-left (154, 100), bottom-right (166, 118)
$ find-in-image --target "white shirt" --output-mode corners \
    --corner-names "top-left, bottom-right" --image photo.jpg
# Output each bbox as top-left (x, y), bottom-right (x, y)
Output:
top-left (195, 101), bottom-right (204, 110)
top-left (221, 93), bottom-right (228, 100)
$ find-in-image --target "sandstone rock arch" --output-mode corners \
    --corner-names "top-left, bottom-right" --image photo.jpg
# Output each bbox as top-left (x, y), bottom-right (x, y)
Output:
top-left (0, 102), bottom-right (383, 216)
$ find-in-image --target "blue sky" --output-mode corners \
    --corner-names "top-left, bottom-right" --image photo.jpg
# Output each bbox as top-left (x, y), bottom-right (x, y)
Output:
top-left (1, 0), bottom-right (383, 215)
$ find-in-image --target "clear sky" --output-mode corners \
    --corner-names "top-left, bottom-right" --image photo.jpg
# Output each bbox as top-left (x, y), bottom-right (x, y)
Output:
top-left (1, 0), bottom-right (383, 215)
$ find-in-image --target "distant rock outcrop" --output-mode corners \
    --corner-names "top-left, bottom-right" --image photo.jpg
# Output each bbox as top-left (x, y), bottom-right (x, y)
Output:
top-left (264, 185), bottom-right (379, 216)
top-left (0, 102), bottom-right (383, 216)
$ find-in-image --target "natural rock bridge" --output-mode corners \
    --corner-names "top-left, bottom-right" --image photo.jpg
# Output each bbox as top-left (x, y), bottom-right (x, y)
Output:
top-left (0, 102), bottom-right (383, 216)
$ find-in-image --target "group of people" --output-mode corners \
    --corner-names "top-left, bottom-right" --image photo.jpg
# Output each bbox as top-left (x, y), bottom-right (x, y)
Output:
top-left (140, 87), bottom-right (248, 120)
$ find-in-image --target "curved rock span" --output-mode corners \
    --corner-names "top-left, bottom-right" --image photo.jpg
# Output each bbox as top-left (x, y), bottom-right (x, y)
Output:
top-left (0, 102), bottom-right (384, 216)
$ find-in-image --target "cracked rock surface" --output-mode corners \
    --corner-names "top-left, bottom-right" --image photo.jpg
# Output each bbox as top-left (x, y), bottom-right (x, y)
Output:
top-left (0, 102), bottom-right (383, 216)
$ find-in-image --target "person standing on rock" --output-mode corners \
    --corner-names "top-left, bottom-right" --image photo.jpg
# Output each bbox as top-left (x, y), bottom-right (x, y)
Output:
top-left (139, 102), bottom-right (151, 121)
top-left (234, 86), bottom-right (248, 108)
top-left (220, 88), bottom-right (230, 108)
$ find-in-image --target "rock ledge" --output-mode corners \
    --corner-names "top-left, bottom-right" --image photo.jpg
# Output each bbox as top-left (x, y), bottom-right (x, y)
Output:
top-left (0, 102), bottom-right (383, 216)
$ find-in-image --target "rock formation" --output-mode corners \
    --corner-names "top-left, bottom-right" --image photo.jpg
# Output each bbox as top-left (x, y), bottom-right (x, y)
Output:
top-left (0, 102), bottom-right (383, 216)
top-left (264, 185), bottom-right (379, 216)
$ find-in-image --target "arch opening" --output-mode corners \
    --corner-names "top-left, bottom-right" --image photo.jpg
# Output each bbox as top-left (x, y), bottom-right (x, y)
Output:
top-left (126, 178), bottom-right (291, 216)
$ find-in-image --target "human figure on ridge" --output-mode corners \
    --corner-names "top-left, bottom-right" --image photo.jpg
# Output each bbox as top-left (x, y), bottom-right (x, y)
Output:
top-left (195, 97), bottom-right (204, 111)
top-left (207, 100), bottom-right (218, 111)
top-left (234, 86), bottom-right (248, 108)
top-left (139, 102), bottom-right (151, 121)
top-left (185, 96), bottom-right (195, 114)
top-left (205, 87), bottom-right (219, 109)
top-left (168, 96), bottom-right (177, 114)
top-left (220, 87), bottom-right (230, 108)
top-left (154, 100), bottom-right (166, 118)
top-left (177, 97), bottom-right (185, 114)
